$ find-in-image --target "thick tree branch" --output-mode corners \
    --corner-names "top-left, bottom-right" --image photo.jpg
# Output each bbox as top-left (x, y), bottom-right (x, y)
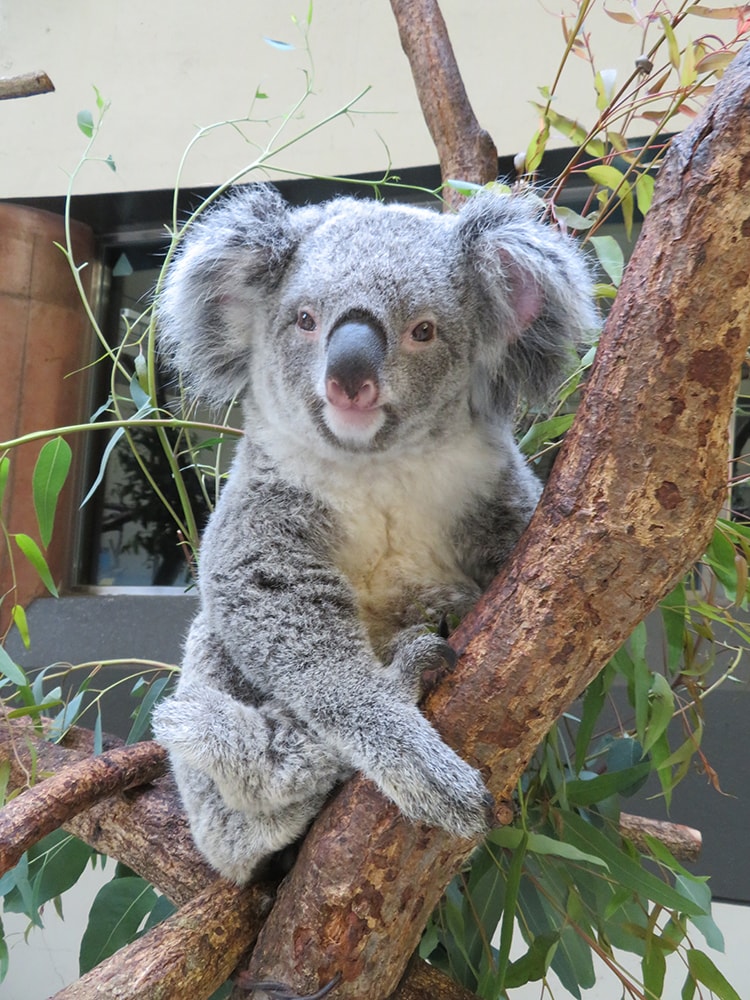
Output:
top-left (0, 71), bottom-right (54, 100)
top-left (243, 43), bottom-right (750, 999)
top-left (389, 0), bottom-right (497, 207)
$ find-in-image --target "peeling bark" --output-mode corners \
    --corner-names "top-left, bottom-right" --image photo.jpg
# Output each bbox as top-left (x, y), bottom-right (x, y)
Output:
top-left (49, 878), bottom-right (270, 1000)
top-left (242, 43), bottom-right (750, 999)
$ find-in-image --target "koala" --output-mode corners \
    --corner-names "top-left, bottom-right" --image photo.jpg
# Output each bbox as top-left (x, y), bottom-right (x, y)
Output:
top-left (151, 184), bottom-right (595, 885)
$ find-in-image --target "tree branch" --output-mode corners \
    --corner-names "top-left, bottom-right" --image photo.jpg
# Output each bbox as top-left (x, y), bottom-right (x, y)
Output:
top-left (242, 42), bottom-right (750, 999)
top-left (49, 878), bottom-right (268, 1000)
top-left (389, 0), bottom-right (497, 207)
top-left (0, 71), bottom-right (54, 100)
top-left (619, 813), bottom-right (702, 864)
top-left (0, 739), bottom-right (166, 875)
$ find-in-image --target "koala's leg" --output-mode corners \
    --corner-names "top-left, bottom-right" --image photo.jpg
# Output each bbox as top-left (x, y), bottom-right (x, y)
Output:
top-left (152, 683), bottom-right (350, 814)
top-left (171, 759), bottom-right (328, 885)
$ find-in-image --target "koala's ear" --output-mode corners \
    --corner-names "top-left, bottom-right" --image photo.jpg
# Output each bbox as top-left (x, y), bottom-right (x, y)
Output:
top-left (455, 190), bottom-right (598, 416)
top-left (157, 184), bottom-right (303, 403)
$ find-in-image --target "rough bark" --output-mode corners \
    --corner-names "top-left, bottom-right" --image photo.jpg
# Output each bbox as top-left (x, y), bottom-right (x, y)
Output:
top-left (0, 71), bottom-right (54, 100)
top-left (2, 720), bottom-right (693, 1000)
top-left (0, 718), bottom-right (214, 904)
top-left (0, 739), bottom-right (166, 874)
top-left (49, 878), bottom-right (269, 1000)
top-left (389, 0), bottom-right (497, 209)
top-left (242, 43), bottom-right (750, 999)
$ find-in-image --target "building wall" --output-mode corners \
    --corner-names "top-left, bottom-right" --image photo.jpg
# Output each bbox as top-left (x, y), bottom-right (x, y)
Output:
top-left (2, 0), bottom-right (644, 198)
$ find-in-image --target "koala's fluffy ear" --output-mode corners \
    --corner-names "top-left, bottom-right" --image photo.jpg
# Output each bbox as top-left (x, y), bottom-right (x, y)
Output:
top-left (157, 184), bottom-right (303, 403)
top-left (455, 190), bottom-right (598, 416)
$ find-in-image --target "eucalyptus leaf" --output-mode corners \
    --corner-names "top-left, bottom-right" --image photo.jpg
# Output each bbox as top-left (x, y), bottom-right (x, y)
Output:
top-left (0, 645), bottom-right (27, 687)
top-left (32, 437), bottom-right (72, 548)
top-left (0, 456), bottom-right (9, 508)
top-left (560, 812), bottom-right (706, 916)
top-left (686, 949), bottom-right (741, 1000)
top-left (77, 109), bottom-right (94, 138)
top-left (14, 533), bottom-right (59, 597)
top-left (79, 877), bottom-right (156, 974)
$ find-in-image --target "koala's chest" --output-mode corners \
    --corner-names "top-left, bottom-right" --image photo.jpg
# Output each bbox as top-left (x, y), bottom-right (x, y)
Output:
top-left (321, 443), bottom-right (499, 636)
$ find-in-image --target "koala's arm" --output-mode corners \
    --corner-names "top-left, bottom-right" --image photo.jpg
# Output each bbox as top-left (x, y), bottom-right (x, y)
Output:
top-left (196, 452), bottom-right (492, 839)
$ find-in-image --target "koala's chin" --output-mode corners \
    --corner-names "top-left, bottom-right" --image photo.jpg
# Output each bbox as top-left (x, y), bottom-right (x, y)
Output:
top-left (321, 400), bottom-right (387, 449)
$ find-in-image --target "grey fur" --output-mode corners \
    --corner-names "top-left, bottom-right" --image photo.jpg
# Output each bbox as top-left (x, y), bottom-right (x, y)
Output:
top-left (151, 184), bottom-right (596, 884)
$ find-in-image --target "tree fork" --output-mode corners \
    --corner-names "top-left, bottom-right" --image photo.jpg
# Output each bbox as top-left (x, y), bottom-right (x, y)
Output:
top-left (242, 43), bottom-right (750, 999)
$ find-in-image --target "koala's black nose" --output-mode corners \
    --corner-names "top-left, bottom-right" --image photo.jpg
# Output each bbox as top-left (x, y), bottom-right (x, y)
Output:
top-left (325, 317), bottom-right (387, 410)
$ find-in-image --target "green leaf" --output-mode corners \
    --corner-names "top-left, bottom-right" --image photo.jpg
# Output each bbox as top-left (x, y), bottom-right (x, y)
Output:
top-left (594, 69), bottom-right (617, 111)
top-left (488, 827), bottom-right (608, 868)
top-left (575, 665), bottom-right (613, 772)
top-left (642, 939), bottom-right (667, 999)
top-left (0, 918), bottom-right (8, 981)
top-left (643, 673), bottom-right (674, 754)
top-left (565, 762), bottom-right (651, 805)
top-left (560, 812), bottom-right (707, 916)
top-left (660, 15), bottom-right (681, 70)
top-left (660, 582), bottom-right (686, 674)
top-left (518, 413), bottom-right (576, 457)
top-left (675, 876), bottom-right (725, 952)
top-left (81, 427), bottom-right (125, 507)
top-left (11, 604), bottom-right (30, 649)
top-left (589, 235), bottom-right (625, 286)
top-left (77, 109), bottom-right (95, 138)
top-left (636, 171), bottom-right (656, 217)
top-left (0, 759), bottom-right (10, 808)
top-left (0, 645), bottom-right (27, 687)
top-left (497, 832), bottom-right (527, 991)
top-left (29, 832), bottom-right (93, 909)
top-left (79, 877), bottom-right (157, 974)
top-left (686, 949), bottom-right (741, 1000)
top-left (445, 179), bottom-right (485, 196)
top-left (554, 205), bottom-right (597, 231)
top-left (14, 533), bottom-right (58, 597)
top-left (504, 933), bottom-right (559, 988)
top-left (127, 676), bottom-right (170, 744)
top-left (525, 121), bottom-right (550, 175)
top-left (0, 456), bottom-right (9, 508)
top-left (32, 437), bottom-right (72, 549)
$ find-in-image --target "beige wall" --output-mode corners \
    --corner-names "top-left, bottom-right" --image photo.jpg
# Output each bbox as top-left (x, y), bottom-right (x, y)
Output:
top-left (0, 0), bottom-right (654, 199)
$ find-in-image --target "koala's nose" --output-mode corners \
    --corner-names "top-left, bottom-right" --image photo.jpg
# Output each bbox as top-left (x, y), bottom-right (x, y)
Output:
top-left (325, 318), bottom-right (386, 410)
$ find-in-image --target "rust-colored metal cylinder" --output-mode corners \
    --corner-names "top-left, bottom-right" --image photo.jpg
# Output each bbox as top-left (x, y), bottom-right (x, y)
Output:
top-left (0, 203), bottom-right (96, 620)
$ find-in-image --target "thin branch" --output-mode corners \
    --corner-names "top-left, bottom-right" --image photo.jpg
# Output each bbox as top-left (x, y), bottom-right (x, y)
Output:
top-left (0, 71), bottom-right (54, 100)
top-left (620, 812), bottom-right (702, 863)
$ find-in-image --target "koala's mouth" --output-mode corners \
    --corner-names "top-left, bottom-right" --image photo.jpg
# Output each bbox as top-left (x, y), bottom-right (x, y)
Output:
top-left (310, 398), bottom-right (395, 452)
top-left (323, 399), bottom-right (386, 444)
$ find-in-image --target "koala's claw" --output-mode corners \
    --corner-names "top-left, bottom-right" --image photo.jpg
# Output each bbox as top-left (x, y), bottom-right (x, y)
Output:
top-left (237, 972), bottom-right (342, 999)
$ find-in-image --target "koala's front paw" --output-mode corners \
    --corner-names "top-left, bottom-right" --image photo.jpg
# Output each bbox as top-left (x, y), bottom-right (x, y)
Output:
top-left (379, 733), bottom-right (494, 840)
top-left (383, 630), bottom-right (458, 700)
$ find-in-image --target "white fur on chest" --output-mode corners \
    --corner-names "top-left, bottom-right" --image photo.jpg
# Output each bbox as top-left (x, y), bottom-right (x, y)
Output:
top-left (281, 430), bottom-right (505, 612)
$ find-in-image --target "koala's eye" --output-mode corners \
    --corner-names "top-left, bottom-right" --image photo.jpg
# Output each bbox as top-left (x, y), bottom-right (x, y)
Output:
top-left (410, 320), bottom-right (436, 343)
top-left (297, 310), bottom-right (317, 333)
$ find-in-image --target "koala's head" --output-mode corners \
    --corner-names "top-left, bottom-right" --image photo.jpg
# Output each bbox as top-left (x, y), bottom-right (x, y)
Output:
top-left (158, 184), bottom-right (596, 455)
